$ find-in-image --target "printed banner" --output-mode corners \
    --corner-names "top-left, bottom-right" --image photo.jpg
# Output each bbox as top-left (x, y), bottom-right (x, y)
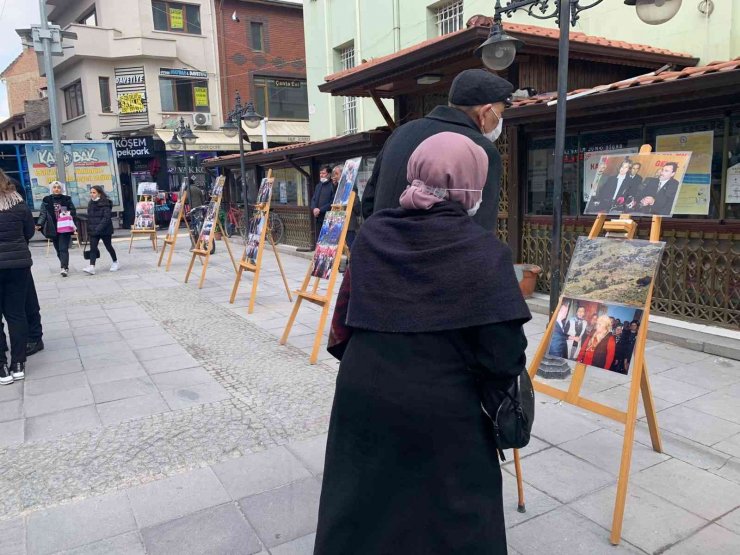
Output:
top-left (193, 87), bottom-right (209, 107)
top-left (726, 163), bottom-right (740, 204)
top-left (117, 92), bottom-right (146, 114)
top-left (656, 131), bottom-right (713, 215)
top-left (169, 7), bottom-right (184, 29)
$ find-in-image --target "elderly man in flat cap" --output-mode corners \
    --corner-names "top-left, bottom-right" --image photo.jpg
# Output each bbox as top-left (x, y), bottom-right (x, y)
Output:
top-left (361, 69), bottom-right (513, 230)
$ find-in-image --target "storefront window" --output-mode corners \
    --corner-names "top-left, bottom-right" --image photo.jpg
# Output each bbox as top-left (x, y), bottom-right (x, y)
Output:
top-left (723, 116), bottom-right (740, 220)
top-left (159, 78), bottom-right (209, 113)
top-left (254, 77), bottom-right (308, 120)
top-left (526, 136), bottom-right (578, 215)
top-left (152, 1), bottom-right (201, 34)
top-left (271, 167), bottom-right (309, 206)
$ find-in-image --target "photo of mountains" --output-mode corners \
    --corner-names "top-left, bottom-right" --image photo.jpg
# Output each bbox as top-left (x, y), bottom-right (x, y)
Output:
top-left (562, 237), bottom-right (666, 307)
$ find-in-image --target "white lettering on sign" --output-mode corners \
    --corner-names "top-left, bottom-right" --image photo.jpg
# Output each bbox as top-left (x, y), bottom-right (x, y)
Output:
top-left (273, 80), bottom-right (301, 88)
top-left (115, 75), bottom-right (145, 85)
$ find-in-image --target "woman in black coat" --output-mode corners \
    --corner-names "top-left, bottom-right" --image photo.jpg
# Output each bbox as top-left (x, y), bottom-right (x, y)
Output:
top-left (314, 133), bottom-right (531, 555)
top-left (0, 169), bottom-right (35, 384)
top-left (83, 185), bottom-right (118, 275)
top-left (36, 180), bottom-right (76, 277)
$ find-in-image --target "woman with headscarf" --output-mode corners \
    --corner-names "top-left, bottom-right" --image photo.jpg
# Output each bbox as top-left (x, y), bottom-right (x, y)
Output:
top-left (314, 133), bottom-right (531, 555)
top-left (577, 314), bottom-right (616, 370)
top-left (36, 180), bottom-right (76, 277)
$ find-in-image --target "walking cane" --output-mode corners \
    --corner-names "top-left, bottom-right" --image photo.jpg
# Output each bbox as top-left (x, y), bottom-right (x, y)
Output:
top-left (513, 449), bottom-right (526, 513)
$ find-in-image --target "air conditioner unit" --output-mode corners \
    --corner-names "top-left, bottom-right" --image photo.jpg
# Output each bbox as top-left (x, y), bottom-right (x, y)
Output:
top-left (192, 113), bottom-right (212, 127)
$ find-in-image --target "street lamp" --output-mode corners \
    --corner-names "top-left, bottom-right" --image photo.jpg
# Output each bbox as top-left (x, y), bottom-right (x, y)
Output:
top-left (169, 116), bottom-right (198, 196)
top-left (242, 100), bottom-right (269, 150)
top-left (220, 91), bottom-right (250, 206)
top-left (477, 0), bottom-right (679, 377)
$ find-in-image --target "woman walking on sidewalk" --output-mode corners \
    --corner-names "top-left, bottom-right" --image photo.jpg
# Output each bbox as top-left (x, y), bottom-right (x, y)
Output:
top-left (37, 180), bottom-right (76, 277)
top-left (0, 169), bottom-right (35, 384)
top-left (83, 185), bottom-right (118, 275)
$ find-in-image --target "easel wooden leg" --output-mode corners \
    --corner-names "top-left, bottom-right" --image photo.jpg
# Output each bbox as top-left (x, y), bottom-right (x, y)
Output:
top-left (565, 363), bottom-right (588, 403)
top-left (164, 237), bottom-right (177, 271)
top-left (157, 241), bottom-right (167, 267)
top-left (640, 363), bottom-right (663, 453)
top-left (310, 300), bottom-right (331, 365)
top-left (513, 449), bottom-right (526, 513)
top-left (128, 233), bottom-right (135, 254)
top-left (268, 235), bottom-right (293, 302)
top-left (184, 253), bottom-right (197, 283)
top-left (218, 221), bottom-right (237, 272)
top-left (151, 231), bottom-right (158, 252)
top-left (248, 260), bottom-right (261, 314)
top-left (230, 260), bottom-right (245, 304)
top-left (280, 265), bottom-right (313, 345)
top-left (198, 251), bottom-right (210, 289)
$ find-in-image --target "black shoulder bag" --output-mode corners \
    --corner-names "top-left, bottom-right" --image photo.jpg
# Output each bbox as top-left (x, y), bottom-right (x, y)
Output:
top-left (481, 369), bottom-right (535, 461)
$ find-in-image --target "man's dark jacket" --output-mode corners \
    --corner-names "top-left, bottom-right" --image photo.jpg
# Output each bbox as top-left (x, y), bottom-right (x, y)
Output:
top-left (361, 106), bottom-right (502, 230)
top-left (639, 177), bottom-right (679, 215)
top-left (311, 179), bottom-right (335, 218)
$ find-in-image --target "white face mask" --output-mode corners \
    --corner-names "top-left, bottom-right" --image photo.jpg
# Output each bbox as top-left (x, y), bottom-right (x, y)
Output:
top-left (467, 198), bottom-right (483, 217)
top-left (484, 116), bottom-right (503, 142)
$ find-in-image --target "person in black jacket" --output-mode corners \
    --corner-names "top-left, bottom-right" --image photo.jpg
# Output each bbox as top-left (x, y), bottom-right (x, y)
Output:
top-left (361, 69), bottom-right (513, 231)
top-left (83, 185), bottom-right (118, 275)
top-left (310, 165), bottom-right (335, 243)
top-left (36, 180), bottom-right (76, 277)
top-left (0, 169), bottom-right (35, 384)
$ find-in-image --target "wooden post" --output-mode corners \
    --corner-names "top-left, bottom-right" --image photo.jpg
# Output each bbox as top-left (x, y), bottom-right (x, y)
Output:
top-left (158, 188), bottom-right (189, 271)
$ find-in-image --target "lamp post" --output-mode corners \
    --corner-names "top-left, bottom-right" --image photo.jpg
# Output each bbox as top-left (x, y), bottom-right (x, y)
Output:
top-left (168, 116), bottom-right (198, 197)
top-left (242, 100), bottom-right (269, 150)
top-left (221, 91), bottom-right (251, 206)
top-left (476, 0), bottom-right (680, 377)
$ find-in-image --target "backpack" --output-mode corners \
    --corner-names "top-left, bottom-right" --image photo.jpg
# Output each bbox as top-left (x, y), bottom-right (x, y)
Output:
top-left (481, 368), bottom-right (535, 460)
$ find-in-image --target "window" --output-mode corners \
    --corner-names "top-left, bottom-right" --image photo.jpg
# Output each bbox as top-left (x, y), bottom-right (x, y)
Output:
top-left (98, 77), bottom-right (111, 113)
top-left (339, 46), bottom-right (357, 134)
top-left (435, 1), bottom-right (464, 36)
top-left (250, 22), bottom-right (264, 51)
top-left (77, 8), bottom-right (97, 26)
top-left (63, 81), bottom-right (85, 120)
top-left (152, 1), bottom-right (201, 34)
top-left (159, 78), bottom-right (209, 112)
top-left (253, 77), bottom-right (308, 120)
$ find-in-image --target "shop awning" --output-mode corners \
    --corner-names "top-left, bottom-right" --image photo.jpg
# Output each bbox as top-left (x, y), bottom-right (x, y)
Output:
top-left (102, 124), bottom-right (156, 137)
top-left (257, 120), bottom-right (310, 143)
top-left (156, 129), bottom-right (246, 152)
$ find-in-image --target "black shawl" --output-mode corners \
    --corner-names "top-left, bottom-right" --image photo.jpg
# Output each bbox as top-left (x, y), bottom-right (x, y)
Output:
top-left (346, 202), bottom-right (531, 333)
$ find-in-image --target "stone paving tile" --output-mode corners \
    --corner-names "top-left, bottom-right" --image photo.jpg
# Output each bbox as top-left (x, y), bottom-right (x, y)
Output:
top-left (148, 366), bottom-right (215, 390)
top-left (26, 491), bottom-right (136, 555)
top-left (141, 503), bottom-right (263, 555)
top-left (718, 507), bottom-right (740, 535)
top-left (507, 506), bottom-right (642, 554)
top-left (0, 418), bottom-right (24, 447)
top-left (285, 433), bottom-right (328, 476)
top-left (684, 391), bottom-right (740, 425)
top-left (213, 446), bottom-right (313, 499)
top-left (140, 355), bottom-right (201, 374)
top-left (633, 458), bottom-right (740, 520)
top-left (0, 398), bottom-right (22, 422)
top-left (25, 405), bottom-right (101, 442)
top-left (127, 466), bottom-right (231, 528)
top-left (571, 484), bottom-right (707, 554)
top-left (269, 533), bottom-right (316, 555)
top-left (633, 423), bottom-right (732, 472)
top-left (124, 333), bottom-right (177, 350)
top-left (633, 374), bottom-right (711, 405)
top-left (529, 401), bottom-right (602, 445)
top-left (590, 385), bottom-right (675, 419)
top-left (114, 319), bottom-right (158, 331)
top-left (23, 387), bottom-right (95, 418)
top-left (238, 477), bottom-right (322, 548)
top-left (25, 359), bottom-right (84, 381)
top-left (24, 372), bottom-right (89, 396)
top-left (0, 383), bottom-right (23, 402)
top-left (55, 531), bottom-right (146, 555)
top-left (160, 381), bottom-right (231, 410)
top-left (660, 364), bottom-right (740, 390)
top-left (134, 343), bottom-right (191, 362)
top-left (42, 337), bottom-right (77, 351)
top-left (652, 405), bottom-right (740, 446)
top-left (74, 331), bottom-right (123, 347)
top-left (84, 362), bottom-right (148, 385)
top-left (713, 457), bottom-right (740, 486)
top-left (96, 392), bottom-right (170, 426)
top-left (30, 347), bottom-right (80, 364)
top-left (90, 376), bottom-right (157, 403)
top-left (68, 317), bottom-right (111, 330)
top-left (501, 469), bottom-right (561, 528)
top-left (0, 517), bottom-right (25, 555)
top-left (71, 323), bottom-right (119, 337)
top-left (513, 447), bottom-right (613, 504)
top-left (663, 524), bottom-right (740, 554)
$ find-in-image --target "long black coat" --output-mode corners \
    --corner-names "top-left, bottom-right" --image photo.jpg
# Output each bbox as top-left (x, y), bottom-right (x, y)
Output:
top-left (37, 194), bottom-right (76, 238)
top-left (314, 323), bottom-right (526, 555)
top-left (361, 106), bottom-right (503, 231)
top-left (87, 198), bottom-right (114, 236)
top-left (0, 200), bottom-right (35, 270)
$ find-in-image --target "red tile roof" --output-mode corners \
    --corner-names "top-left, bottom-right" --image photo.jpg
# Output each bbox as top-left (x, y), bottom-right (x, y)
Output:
top-left (324, 17), bottom-right (696, 84)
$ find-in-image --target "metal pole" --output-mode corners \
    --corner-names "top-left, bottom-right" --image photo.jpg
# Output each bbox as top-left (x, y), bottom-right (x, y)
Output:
top-left (548, 0), bottom-right (571, 315)
top-left (238, 120), bottom-right (246, 206)
top-left (38, 0), bottom-right (66, 183)
top-left (260, 118), bottom-right (268, 150)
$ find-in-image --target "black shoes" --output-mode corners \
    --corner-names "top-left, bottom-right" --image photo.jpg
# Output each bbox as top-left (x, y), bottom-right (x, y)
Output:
top-left (10, 362), bottom-right (24, 381)
top-left (26, 340), bottom-right (44, 356)
top-left (0, 362), bottom-right (11, 385)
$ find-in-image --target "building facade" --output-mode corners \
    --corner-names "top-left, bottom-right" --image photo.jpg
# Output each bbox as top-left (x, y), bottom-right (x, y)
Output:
top-left (303, 0), bottom-right (740, 140)
top-left (0, 47), bottom-right (47, 118)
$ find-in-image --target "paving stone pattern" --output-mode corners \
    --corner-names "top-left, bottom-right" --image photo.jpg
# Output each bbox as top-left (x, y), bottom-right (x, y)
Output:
top-left (0, 237), bottom-right (738, 554)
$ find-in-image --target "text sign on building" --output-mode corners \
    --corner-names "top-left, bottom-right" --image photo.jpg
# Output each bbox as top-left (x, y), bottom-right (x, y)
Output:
top-left (114, 137), bottom-right (155, 160)
top-left (115, 66), bottom-right (149, 127)
top-left (274, 79), bottom-right (301, 88)
top-left (159, 68), bottom-right (208, 79)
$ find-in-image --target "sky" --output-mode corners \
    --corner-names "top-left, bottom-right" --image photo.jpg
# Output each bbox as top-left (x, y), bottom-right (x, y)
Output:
top-left (0, 0), bottom-right (41, 121)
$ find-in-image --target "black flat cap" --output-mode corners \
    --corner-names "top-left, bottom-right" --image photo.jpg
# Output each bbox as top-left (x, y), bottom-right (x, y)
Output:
top-left (448, 69), bottom-right (514, 107)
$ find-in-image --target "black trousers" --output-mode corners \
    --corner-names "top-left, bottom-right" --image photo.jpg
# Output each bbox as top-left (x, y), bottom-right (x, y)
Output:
top-left (52, 233), bottom-right (72, 269)
top-left (0, 268), bottom-right (30, 365)
top-left (89, 235), bottom-right (117, 266)
top-left (0, 270), bottom-right (41, 349)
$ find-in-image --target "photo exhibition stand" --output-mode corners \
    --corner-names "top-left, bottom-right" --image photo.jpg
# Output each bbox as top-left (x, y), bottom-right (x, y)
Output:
top-left (517, 145), bottom-right (663, 545)
top-left (280, 191), bottom-right (356, 364)
top-left (230, 171), bottom-right (293, 313)
top-left (157, 188), bottom-right (191, 271)
top-left (184, 176), bottom-right (237, 288)
top-left (129, 194), bottom-right (158, 253)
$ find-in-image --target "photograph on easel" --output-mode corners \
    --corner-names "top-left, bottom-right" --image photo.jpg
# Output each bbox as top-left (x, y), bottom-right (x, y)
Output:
top-left (584, 151), bottom-right (692, 216)
top-left (197, 202), bottom-right (218, 246)
top-left (256, 178), bottom-right (273, 205)
top-left (245, 212), bottom-right (266, 263)
top-left (134, 201), bottom-right (155, 229)
top-left (563, 237), bottom-right (665, 307)
top-left (332, 157), bottom-right (362, 206)
top-left (547, 297), bottom-right (644, 374)
top-left (311, 211), bottom-right (345, 279)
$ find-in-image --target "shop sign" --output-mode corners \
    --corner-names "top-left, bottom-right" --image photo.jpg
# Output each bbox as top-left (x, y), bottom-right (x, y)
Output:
top-left (159, 68), bottom-right (208, 79)
top-left (115, 66), bottom-right (148, 126)
top-left (194, 87), bottom-right (209, 107)
top-left (169, 7), bottom-right (184, 29)
top-left (114, 137), bottom-right (155, 160)
top-left (115, 74), bottom-right (144, 86)
top-left (118, 92), bottom-right (146, 115)
top-left (273, 79), bottom-right (301, 88)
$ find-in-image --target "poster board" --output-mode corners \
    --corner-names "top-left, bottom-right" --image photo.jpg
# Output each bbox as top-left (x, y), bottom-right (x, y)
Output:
top-left (656, 131), bottom-right (712, 215)
top-left (129, 192), bottom-right (158, 253)
top-left (727, 163), bottom-right (740, 203)
top-left (157, 179), bottom-right (190, 271)
top-left (584, 152), bottom-right (692, 217)
top-left (521, 145), bottom-right (664, 546)
top-left (230, 175), bottom-right (293, 313)
top-left (184, 176), bottom-right (236, 288)
top-left (582, 148), bottom-right (639, 203)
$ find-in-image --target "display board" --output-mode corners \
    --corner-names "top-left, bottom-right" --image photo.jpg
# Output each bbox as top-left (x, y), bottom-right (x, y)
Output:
top-left (158, 179), bottom-right (190, 271)
top-left (129, 194), bottom-right (158, 253)
top-left (230, 174), bottom-right (293, 313)
top-left (584, 152), bottom-right (692, 217)
top-left (184, 176), bottom-right (237, 288)
top-left (656, 131), bottom-right (712, 215)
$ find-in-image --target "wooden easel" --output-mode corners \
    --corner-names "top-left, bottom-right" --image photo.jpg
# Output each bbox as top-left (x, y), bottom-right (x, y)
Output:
top-left (229, 173), bottom-right (293, 313)
top-left (129, 194), bottom-right (158, 253)
top-left (280, 192), bottom-right (355, 364)
top-left (157, 188), bottom-right (191, 271)
top-left (184, 176), bottom-right (237, 288)
top-left (518, 144), bottom-right (663, 545)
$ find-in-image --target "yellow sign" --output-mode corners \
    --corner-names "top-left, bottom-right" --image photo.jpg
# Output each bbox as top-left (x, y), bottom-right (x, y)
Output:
top-left (656, 131), bottom-right (713, 215)
top-left (194, 87), bottom-right (209, 107)
top-left (117, 92), bottom-right (146, 114)
top-left (169, 7), bottom-right (184, 29)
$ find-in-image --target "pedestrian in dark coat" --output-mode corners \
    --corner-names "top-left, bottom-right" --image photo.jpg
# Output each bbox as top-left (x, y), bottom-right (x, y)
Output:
top-left (361, 69), bottom-right (513, 231)
top-left (0, 169), bottom-right (35, 384)
top-left (83, 185), bottom-right (118, 275)
top-left (310, 165), bottom-right (335, 243)
top-left (36, 180), bottom-right (76, 277)
top-left (314, 133), bottom-right (531, 555)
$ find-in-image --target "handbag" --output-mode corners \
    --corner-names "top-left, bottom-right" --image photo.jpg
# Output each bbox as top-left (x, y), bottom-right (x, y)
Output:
top-left (481, 368), bottom-right (535, 460)
top-left (83, 241), bottom-right (91, 260)
top-left (56, 211), bottom-right (76, 234)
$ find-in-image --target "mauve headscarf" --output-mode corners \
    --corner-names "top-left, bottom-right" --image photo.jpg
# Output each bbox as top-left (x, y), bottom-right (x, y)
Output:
top-left (399, 132), bottom-right (488, 211)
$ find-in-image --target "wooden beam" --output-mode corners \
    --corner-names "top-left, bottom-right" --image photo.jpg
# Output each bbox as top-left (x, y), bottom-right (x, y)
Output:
top-left (370, 90), bottom-right (397, 130)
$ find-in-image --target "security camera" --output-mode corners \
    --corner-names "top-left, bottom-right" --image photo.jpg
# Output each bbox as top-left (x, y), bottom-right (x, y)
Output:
top-left (232, 11), bottom-right (240, 22)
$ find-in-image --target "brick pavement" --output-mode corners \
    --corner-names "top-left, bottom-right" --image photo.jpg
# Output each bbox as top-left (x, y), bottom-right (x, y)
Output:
top-left (0, 234), bottom-right (738, 554)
